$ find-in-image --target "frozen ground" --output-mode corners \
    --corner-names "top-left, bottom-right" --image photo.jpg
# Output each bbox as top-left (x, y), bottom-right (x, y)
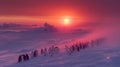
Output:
top-left (0, 22), bottom-right (120, 67)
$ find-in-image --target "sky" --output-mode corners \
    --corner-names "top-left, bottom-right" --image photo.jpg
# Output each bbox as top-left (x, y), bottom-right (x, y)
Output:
top-left (0, 0), bottom-right (120, 25)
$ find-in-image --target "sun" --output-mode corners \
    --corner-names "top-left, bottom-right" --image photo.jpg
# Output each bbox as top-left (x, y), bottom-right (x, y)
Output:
top-left (63, 18), bottom-right (70, 25)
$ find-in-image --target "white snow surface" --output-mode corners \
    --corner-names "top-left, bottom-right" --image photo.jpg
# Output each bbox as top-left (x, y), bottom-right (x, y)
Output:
top-left (0, 22), bottom-right (120, 67)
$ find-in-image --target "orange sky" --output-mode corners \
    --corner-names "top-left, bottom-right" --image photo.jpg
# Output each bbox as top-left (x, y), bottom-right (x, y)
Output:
top-left (0, 15), bottom-right (86, 26)
top-left (0, 0), bottom-right (119, 26)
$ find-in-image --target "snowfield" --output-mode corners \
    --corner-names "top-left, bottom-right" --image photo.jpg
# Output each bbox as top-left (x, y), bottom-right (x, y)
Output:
top-left (0, 22), bottom-right (120, 67)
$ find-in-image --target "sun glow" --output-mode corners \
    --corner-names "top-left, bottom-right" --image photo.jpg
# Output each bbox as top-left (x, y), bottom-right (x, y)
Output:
top-left (63, 18), bottom-right (70, 25)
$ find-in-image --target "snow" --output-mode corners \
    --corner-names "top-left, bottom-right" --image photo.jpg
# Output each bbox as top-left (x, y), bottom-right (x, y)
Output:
top-left (0, 21), bottom-right (120, 67)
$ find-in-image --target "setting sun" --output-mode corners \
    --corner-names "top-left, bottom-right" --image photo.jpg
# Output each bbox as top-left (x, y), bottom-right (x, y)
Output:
top-left (63, 18), bottom-right (70, 25)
